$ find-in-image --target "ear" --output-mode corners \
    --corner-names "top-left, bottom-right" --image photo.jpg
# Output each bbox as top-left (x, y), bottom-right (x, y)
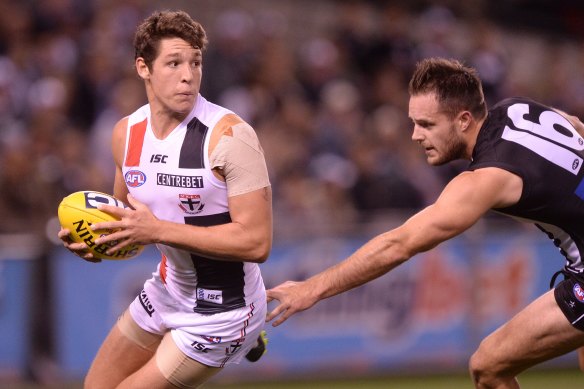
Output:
top-left (136, 58), bottom-right (150, 80)
top-left (458, 111), bottom-right (473, 131)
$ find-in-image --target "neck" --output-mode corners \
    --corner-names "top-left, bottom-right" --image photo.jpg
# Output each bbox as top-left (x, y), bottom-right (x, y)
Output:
top-left (465, 115), bottom-right (487, 159)
top-left (150, 108), bottom-right (187, 139)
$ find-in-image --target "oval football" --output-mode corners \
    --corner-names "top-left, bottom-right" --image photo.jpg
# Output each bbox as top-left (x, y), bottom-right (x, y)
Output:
top-left (58, 191), bottom-right (144, 260)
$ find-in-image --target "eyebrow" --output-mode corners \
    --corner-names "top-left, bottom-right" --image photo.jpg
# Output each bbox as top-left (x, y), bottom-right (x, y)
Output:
top-left (413, 118), bottom-right (434, 127)
top-left (163, 51), bottom-right (202, 60)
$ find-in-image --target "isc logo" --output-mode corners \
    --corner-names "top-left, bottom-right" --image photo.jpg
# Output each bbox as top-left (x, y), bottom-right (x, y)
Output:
top-left (125, 170), bottom-right (147, 187)
top-left (150, 154), bottom-right (168, 163)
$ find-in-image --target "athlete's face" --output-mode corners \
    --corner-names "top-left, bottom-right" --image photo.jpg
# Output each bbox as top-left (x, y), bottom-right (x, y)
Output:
top-left (137, 37), bottom-right (202, 117)
top-left (408, 92), bottom-right (467, 166)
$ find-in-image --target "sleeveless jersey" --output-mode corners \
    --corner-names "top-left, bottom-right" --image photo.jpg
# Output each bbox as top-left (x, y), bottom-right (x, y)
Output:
top-left (469, 97), bottom-right (584, 275)
top-left (122, 94), bottom-right (265, 314)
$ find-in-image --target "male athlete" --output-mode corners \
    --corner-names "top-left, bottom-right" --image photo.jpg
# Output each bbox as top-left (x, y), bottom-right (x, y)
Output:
top-left (267, 57), bottom-right (584, 388)
top-left (59, 10), bottom-right (270, 388)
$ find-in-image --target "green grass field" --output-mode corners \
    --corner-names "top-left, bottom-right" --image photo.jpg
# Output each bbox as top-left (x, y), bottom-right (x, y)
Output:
top-left (2, 367), bottom-right (581, 388)
top-left (204, 368), bottom-right (583, 389)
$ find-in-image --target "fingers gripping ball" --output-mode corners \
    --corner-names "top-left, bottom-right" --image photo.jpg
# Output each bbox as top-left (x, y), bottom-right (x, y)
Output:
top-left (58, 191), bottom-right (144, 260)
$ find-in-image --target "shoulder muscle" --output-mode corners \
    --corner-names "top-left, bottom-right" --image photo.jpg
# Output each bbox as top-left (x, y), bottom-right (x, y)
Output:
top-left (398, 168), bottom-right (522, 254)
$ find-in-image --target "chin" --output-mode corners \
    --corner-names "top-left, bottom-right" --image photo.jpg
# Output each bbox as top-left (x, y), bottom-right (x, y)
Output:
top-left (174, 103), bottom-right (195, 115)
top-left (427, 156), bottom-right (448, 166)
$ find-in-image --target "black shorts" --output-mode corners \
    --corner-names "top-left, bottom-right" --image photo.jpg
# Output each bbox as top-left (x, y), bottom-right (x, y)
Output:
top-left (554, 276), bottom-right (584, 331)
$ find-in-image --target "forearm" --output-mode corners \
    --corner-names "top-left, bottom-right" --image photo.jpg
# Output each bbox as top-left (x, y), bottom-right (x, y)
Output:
top-left (306, 232), bottom-right (410, 301)
top-left (155, 219), bottom-right (271, 263)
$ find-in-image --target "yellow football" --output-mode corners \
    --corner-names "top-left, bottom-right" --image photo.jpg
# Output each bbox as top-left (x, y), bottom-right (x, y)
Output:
top-left (57, 191), bottom-right (144, 260)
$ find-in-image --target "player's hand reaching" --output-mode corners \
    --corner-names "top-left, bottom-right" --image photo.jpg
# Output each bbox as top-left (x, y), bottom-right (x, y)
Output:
top-left (90, 194), bottom-right (158, 254)
top-left (57, 228), bottom-right (101, 263)
top-left (266, 280), bottom-right (319, 327)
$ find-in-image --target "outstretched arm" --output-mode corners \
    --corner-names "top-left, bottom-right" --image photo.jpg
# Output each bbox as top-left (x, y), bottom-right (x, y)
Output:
top-left (266, 167), bottom-right (523, 326)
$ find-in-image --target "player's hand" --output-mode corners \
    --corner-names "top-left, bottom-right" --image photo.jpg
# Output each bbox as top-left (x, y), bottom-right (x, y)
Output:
top-left (91, 194), bottom-right (158, 253)
top-left (266, 280), bottom-right (318, 327)
top-left (57, 228), bottom-right (101, 263)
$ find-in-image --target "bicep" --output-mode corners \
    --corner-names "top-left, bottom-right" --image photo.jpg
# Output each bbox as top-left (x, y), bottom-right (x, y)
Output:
top-left (226, 186), bottom-right (273, 261)
top-left (399, 169), bottom-right (517, 254)
top-left (228, 186), bottom-right (272, 236)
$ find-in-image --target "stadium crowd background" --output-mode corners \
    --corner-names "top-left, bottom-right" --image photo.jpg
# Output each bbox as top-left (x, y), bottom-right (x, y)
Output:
top-left (2, 0), bottom-right (584, 239)
top-left (2, 0), bottom-right (584, 384)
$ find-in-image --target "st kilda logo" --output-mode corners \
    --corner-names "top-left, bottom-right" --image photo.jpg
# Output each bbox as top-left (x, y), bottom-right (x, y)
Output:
top-left (179, 194), bottom-right (205, 214)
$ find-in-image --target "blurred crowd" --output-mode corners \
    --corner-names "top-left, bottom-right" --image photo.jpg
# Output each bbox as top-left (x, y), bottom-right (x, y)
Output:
top-left (2, 0), bottom-right (584, 239)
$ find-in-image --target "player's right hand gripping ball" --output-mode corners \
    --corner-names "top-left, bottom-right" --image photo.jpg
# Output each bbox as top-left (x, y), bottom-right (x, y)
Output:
top-left (58, 191), bottom-right (144, 260)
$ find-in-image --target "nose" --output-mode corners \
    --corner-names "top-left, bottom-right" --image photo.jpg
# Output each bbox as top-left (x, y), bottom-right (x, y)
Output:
top-left (181, 63), bottom-right (193, 83)
top-left (411, 124), bottom-right (423, 143)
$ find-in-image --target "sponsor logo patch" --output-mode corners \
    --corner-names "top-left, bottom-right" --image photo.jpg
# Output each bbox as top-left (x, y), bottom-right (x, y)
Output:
top-left (573, 283), bottom-right (584, 302)
top-left (139, 289), bottom-right (155, 316)
top-left (197, 287), bottom-right (223, 305)
top-left (150, 154), bottom-right (168, 164)
top-left (125, 170), bottom-right (147, 187)
top-left (157, 173), bottom-right (203, 188)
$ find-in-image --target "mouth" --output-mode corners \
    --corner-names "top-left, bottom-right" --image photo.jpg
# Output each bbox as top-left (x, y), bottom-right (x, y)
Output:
top-left (422, 146), bottom-right (438, 159)
top-left (421, 144), bottom-right (434, 153)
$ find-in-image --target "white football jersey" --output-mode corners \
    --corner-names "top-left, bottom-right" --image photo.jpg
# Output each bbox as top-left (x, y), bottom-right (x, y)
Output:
top-left (122, 94), bottom-right (265, 314)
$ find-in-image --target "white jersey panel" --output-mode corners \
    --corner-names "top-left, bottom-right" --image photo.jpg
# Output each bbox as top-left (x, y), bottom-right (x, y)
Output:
top-left (122, 95), bottom-right (265, 314)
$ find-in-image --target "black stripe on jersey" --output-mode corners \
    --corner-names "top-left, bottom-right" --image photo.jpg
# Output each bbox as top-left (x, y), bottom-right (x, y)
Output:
top-left (179, 117), bottom-right (209, 169)
top-left (185, 212), bottom-right (246, 314)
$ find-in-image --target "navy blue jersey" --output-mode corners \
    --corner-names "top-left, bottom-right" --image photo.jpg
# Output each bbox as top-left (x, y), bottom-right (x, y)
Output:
top-left (469, 97), bottom-right (584, 273)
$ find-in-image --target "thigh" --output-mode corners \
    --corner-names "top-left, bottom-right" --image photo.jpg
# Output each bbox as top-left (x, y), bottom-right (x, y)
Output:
top-left (478, 289), bottom-right (584, 376)
top-left (117, 332), bottom-right (221, 389)
top-left (85, 312), bottom-right (162, 389)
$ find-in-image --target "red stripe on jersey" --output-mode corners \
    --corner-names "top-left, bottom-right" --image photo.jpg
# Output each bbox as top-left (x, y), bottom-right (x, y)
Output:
top-left (160, 254), bottom-right (167, 284)
top-left (124, 118), bottom-right (147, 166)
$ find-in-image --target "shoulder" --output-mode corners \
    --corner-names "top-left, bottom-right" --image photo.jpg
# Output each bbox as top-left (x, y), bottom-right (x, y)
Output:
top-left (127, 104), bottom-right (151, 124)
top-left (209, 110), bottom-right (261, 155)
top-left (444, 168), bottom-right (522, 209)
top-left (112, 116), bottom-right (129, 138)
top-left (196, 96), bottom-right (258, 138)
top-left (490, 97), bottom-right (551, 114)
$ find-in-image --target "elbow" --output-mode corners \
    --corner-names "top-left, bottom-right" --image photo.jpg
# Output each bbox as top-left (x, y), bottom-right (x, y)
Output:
top-left (245, 237), bottom-right (272, 263)
top-left (255, 239), bottom-right (272, 263)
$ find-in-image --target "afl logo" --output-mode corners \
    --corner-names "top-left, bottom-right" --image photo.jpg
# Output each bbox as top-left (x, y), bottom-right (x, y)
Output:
top-left (125, 170), bottom-right (146, 187)
top-left (573, 283), bottom-right (584, 302)
top-left (573, 159), bottom-right (580, 170)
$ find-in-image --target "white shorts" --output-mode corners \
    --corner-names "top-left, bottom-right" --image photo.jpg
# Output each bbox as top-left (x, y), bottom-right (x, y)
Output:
top-left (128, 274), bottom-right (267, 368)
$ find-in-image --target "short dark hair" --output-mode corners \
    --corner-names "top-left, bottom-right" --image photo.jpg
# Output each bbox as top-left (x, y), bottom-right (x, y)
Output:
top-left (408, 58), bottom-right (487, 120)
top-left (133, 10), bottom-right (208, 69)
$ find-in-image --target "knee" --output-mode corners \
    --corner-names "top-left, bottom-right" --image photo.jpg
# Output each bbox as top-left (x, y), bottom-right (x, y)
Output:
top-left (469, 348), bottom-right (490, 387)
top-left (469, 344), bottom-right (514, 389)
